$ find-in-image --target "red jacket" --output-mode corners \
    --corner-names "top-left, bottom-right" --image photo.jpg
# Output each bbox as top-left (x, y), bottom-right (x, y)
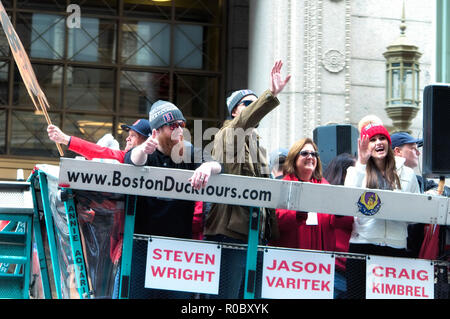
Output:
top-left (269, 175), bottom-right (333, 249)
top-left (192, 201), bottom-right (204, 240)
top-left (69, 136), bottom-right (126, 163)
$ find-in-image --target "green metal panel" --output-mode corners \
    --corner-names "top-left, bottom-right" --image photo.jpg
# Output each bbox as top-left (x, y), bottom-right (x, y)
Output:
top-left (243, 207), bottom-right (260, 299)
top-left (0, 214), bottom-right (32, 299)
top-left (28, 172), bottom-right (52, 299)
top-left (37, 171), bottom-right (63, 299)
top-left (119, 195), bottom-right (137, 299)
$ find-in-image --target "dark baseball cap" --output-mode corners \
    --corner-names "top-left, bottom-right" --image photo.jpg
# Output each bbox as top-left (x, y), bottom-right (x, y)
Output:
top-left (121, 119), bottom-right (151, 137)
top-left (391, 132), bottom-right (423, 149)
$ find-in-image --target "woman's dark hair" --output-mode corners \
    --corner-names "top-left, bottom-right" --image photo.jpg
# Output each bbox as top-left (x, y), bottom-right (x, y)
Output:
top-left (366, 147), bottom-right (401, 190)
top-left (323, 153), bottom-right (356, 186)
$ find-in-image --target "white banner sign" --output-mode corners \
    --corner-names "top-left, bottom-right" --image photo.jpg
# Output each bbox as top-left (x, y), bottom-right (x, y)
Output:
top-left (262, 248), bottom-right (335, 299)
top-left (366, 255), bottom-right (434, 299)
top-left (145, 237), bottom-right (221, 295)
top-left (58, 158), bottom-right (450, 225)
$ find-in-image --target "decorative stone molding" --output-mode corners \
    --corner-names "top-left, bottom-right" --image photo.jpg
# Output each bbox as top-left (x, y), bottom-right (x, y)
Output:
top-left (344, 0), bottom-right (351, 123)
top-left (303, 0), bottom-right (323, 134)
top-left (322, 49), bottom-right (345, 73)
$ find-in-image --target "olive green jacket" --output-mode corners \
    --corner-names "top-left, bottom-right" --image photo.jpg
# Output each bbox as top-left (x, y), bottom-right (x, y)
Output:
top-left (204, 89), bottom-right (280, 242)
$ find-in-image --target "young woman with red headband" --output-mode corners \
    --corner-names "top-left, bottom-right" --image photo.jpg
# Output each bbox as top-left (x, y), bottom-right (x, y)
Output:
top-left (344, 117), bottom-right (420, 299)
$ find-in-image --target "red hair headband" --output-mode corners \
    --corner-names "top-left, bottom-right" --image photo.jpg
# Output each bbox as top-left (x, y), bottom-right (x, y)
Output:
top-left (361, 123), bottom-right (392, 145)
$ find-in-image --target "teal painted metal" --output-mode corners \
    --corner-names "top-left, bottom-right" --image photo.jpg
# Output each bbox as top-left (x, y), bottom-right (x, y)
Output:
top-left (119, 195), bottom-right (137, 299)
top-left (61, 188), bottom-right (90, 299)
top-left (28, 172), bottom-right (52, 298)
top-left (243, 206), bottom-right (260, 299)
top-left (37, 171), bottom-right (63, 299)
top-left (0, 214), bottom-right (32, 298)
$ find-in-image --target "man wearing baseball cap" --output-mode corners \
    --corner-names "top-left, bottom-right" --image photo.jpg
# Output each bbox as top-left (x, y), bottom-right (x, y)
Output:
top-left (47, 118), bottom-right (151, 163)
top-left (391, 131), bottom-right (423, 170)
top-left (391, 131), bottom-right (449, 260)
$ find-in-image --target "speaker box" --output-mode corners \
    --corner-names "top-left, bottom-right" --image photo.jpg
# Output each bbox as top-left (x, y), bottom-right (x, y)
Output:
top-left (313, 124), bottom-right (359, 171)
top-left (423, 84), bottom-right (450, 177)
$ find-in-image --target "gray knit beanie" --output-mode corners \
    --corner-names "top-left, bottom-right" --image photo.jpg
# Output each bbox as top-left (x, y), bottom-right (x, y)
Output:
top-left (226, 89), bottom-right (258, 119)
top-left (149, 100), bottom-right (186, 130)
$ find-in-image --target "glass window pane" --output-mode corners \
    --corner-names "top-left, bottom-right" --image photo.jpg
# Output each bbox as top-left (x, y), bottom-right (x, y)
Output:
top-left (68, 17), bottom-right (116, 63)
top-left (0, 61), bottom-right (8, 105)
top-left (10, 110), bottom-right (60, 157)
top-left (174, 74), bottom-right (219, 119)
top-left (174, 25), bottom-right (220, 71)
top-left (121, 22), bottom-right (170, 66)
top-left (64, 113), bottom-right (114, 145)
top-left (0, 110), bottom-right (5, 154)
top-left (391, 69), bottom-right (400, 103)
top-left (123, 1), bottom-right (171, 19)
top-left (66, 67), bottom-right (114, 112)
top-left (403, 69), bottom-right (413, 101)
top-left (416, 70), bottom-right (420, 102)
top-left (0, 29), bottom-right (10, 57)
top-left (174, 24), bottom-right (203, 69)
top-left (120, 70), bottom-right (169, 114)
top-left (175, 0), bottom-right (222, 23)
top-left (17, 13), bottom-right (65, 60)
top-left (13, 64), bottom-right (63, 108)
top-left (31, 14), bottom-right (65, 59)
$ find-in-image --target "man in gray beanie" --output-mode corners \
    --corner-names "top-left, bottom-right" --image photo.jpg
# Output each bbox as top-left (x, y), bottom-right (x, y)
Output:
top-left (203, 60), bottom-right (290, 298)
top-left (125, 98), bottom-right (221, 236)
top-left (124, 99), bottom-right (221, 298)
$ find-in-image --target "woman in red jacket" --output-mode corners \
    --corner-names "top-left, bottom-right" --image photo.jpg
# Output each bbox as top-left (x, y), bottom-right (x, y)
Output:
top-left (270, 138), bottom-right (336, 251)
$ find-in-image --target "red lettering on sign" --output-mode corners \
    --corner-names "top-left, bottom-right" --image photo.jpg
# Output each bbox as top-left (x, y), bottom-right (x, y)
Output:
top-left (371, 266), bottom-right (429, 281)
top-left (265, 276), bottom-right (331, 292)
top-left (151, 249), bottom-right (215, 265)
top-left (266, 259), bottom-right (331, 274)
top-left (371, 282), bottom-right (429, 298)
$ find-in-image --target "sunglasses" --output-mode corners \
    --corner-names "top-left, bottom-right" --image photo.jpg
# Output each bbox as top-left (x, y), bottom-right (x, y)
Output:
top-left (298, 151), bottom-right (319, 158)
top-left (239, 100), bottom-right (254, 107)
top-left (166, 121), bottom-right (186, 130)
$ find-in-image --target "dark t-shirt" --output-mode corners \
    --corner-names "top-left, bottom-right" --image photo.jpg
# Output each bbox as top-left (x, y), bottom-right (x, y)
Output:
top-left (124, 146), bottom-right (202, 238)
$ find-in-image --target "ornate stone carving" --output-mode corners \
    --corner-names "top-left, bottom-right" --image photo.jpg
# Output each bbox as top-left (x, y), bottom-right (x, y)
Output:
top-left (322, 49), bottom-right (345, 73)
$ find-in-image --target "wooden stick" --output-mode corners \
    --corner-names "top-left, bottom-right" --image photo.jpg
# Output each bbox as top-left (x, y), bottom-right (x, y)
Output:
top-left (437, 176), bottom-right (445, 195)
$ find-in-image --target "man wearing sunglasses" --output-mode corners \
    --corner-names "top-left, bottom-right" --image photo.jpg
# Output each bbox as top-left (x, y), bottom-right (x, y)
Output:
top-left (124, 100), bottom-right (221, 298)
top-left (125, 100), bottom-right (221, 236)
top-left (203, 60), bottom-right (291, 298)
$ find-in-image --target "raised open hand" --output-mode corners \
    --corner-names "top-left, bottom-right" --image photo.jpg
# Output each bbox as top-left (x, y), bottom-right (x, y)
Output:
top-left (270, 60), bottom-right (291, 97)
top-left (358, 134), bottom-right (374, 165)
